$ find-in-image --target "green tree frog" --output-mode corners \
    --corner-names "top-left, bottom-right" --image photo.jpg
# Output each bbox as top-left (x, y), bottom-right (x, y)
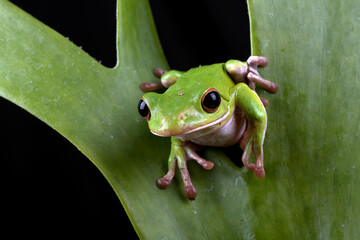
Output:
top-left (138, 56), bottom-right (278, 200)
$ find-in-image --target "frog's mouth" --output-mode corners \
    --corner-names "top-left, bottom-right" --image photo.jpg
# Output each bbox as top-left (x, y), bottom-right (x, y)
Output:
top-left (150, 105), bottom-right (231, 137)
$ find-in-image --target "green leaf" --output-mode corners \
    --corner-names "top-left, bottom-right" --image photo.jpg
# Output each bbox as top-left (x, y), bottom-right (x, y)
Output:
top-left (247, 0), bottom-right (360, 239)
top-left (1, 0), bottom-right (359, 239)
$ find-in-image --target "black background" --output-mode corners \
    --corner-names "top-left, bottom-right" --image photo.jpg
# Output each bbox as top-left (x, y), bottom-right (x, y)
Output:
top-left (2, 0), bottom-right (250, 238)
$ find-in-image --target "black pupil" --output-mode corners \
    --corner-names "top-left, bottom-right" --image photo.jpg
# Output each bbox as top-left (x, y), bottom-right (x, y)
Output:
top-left (203, 91), bottom-right (221, 109)
top-left (138, 99), bottom-right (149, 117)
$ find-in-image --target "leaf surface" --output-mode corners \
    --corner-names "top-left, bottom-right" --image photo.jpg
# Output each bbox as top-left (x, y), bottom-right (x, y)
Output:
top-left (247, 0), bottom-right (360, 238)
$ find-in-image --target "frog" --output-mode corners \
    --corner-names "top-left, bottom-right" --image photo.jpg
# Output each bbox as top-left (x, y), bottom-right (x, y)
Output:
top-left (138, 56), bottom-right (278, 200)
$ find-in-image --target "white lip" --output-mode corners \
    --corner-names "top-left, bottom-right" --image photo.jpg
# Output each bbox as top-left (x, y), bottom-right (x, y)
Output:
top-left (150, 105), bottom-right (231, 137)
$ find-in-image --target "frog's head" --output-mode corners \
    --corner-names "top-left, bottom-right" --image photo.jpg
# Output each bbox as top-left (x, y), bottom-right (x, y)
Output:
top-left (138, 64), bottom-right (233, 137)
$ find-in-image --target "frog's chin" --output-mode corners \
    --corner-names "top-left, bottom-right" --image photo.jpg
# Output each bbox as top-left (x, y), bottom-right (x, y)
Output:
top-left (150, 105), bottom-right (231, 137)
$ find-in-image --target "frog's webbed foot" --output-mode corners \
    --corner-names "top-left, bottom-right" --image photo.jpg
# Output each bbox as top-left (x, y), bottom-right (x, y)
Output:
top-left (240, 125), bottom-right (265, 178)
top-left (225, 57), bottom-right (278, 107)
top-left (157, 158), bottom-right (198, 200)
top-left (247, 56), bottom-right (278, 93)
top-left (156, 140), bottom-right (213, 200)
top-left (242, 144), bottom-right (265, 178)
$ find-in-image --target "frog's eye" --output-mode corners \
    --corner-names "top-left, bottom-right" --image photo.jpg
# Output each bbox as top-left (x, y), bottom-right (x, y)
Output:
top-left (138, 98), bottom-right (151, 120)
top-left (201, 88), bottom-right (221, 113)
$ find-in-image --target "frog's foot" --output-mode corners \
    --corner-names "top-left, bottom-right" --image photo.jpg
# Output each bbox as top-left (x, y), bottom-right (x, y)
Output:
top-left (225, 57), bottom-right (278, 94)
top-left (181, 142), bottom-right (213, 200)
top-left (185, 142), bottom-right (214, 170)
top-left (157, 175), bottom-right (173, 189)
top-left (247, 56), bottom-right (278, 93)
top-left (141, 68), bottom-right (184, 92)
top-left (156, 160), bottom-right (176, 189)
top-left (242, 148), bottom-right (265, 178)
top-left (140, 68), bottom-right (168, 92)
top-left (253, 149), bottom-right (265, 178)
top-left (240, 127), bottom-right (266, 178)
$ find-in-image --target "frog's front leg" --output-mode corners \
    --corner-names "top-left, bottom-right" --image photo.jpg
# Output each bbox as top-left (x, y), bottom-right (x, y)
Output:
top-left (233, 83), bottom-right (267, 178)
top-left (157, 137), bottom-right (213, 200)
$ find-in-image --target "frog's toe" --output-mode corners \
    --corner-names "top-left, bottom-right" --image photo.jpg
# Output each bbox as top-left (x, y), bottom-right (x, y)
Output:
top-left (191, 155), bottom-right (214, 170)
top-left (260, 97), bottom-right (269, 107)
top-left (254, 167), bottom-right (265, 178)
top-left (156, 177), bottom-right (171, 189)
top-left (153, 67), bottom-right (167, 78)
top-left (185, 185), bottom-right (197, 200)
top-left (244, 163), bottom-right (256, 171)
top-left (247, 56), bottom-right (269, 67)
top-left (202, 160), bottom-right (214, 170)
top-left (140, 82), bottom-right (164, 92)
top-left (184, 143), bottom-right (214, 170)
top-left (244, 163), bottom-right (265, 178)
top-left (247, 72), bottom-right (278, 94)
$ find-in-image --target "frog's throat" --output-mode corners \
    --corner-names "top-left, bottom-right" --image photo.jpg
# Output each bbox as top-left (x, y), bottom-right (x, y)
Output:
top-left (150, 105), bottom-right (231, 137)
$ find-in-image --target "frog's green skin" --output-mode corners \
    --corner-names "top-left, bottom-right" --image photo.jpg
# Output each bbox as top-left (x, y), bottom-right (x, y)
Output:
top-left (139, 56), bottom-right (278, 200)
